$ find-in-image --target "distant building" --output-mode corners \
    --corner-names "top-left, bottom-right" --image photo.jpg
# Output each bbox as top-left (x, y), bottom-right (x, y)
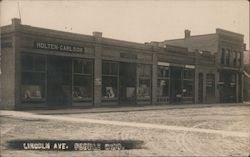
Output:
top-left (159, 29), bottom-right (245, 103)
top-left (243, 50), bottom-right (250, 101)
top-left (0, 18), bottom-right (245, 110)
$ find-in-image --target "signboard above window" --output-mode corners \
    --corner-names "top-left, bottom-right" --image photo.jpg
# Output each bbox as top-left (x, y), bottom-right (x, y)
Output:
top-left (34, 41), bottom-right (84, 53)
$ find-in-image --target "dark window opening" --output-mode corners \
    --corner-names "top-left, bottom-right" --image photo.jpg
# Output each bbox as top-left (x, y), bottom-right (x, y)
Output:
top-left (102, 61), bottom-right (119, 100)
top-left (221, 48), bottom-right (225, 64)
top-left (157, 66), bottom-right (170, 103)
top-left (21, 54), bottom-right (46, 102)
top-left (137, 64), bottom-right (152, 100)
top-left (73, 59), bottom-right (93, 102)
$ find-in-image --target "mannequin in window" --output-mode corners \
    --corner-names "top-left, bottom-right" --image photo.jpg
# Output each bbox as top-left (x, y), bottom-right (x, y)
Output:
top-left (106, 87), bottom-right (115, 98)
top-left (24, 90), bottom-right (31, 100)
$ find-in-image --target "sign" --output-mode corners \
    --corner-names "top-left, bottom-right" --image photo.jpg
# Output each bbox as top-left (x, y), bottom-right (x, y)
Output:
top-left (158, 62), bottom-right (170, 66)
top-left (185, 65), bottom-right (195, 69)
top-left (35, 42), bottom-right (84, 53)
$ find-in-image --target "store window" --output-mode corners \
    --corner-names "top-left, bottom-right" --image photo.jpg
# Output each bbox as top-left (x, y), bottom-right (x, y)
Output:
top-left (183, 69), bottom-right (194, 97)
top-left (157, 66), bottom-right (169, 102)
top-left (102, 61), bottom-right (118, 100)
top-left (73, 59), bottom-right (93, 101)
top-left (21, 54), bottom-right (46, 102)
top-left (206, 73), bottom-right (215, 97)
top-left (137, 64), bottom-right (151, 99)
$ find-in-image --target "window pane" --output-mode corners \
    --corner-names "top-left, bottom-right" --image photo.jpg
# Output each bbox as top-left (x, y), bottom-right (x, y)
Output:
top-left (110, 63), bottom-right (118, 75)
top-left (73, 60), bottom-right (82, 73)
top-left (137, 79), bottom-right (151, 98)
top-left (183, 80), bottom-right (193, 97)
top-left (237, 52), bottom-right (241, 66)
top-left (206, 74), bottom-right (215, 96)
top-left (73, 75), bottom-right (92, 99)
top-left (102, 76), bottom-right (118, 98)
top-left (22, 55), bottom-right (34, 71)
top-left (21, 72), bottom-right (45, 101)
top-left (221, 48), bottom-right (225, 64)
top-left (102, 62), bottom-right (109, 75)
top-left (157, 79), bottom-right (169, 97)
top-left (84, 61), bottom-right (93, 74)
top-left (184, 69), bottom-right (194, 79)
top-left (233, 51), bottom-right (237, 66)
top-left (225, 49), bottom-right (230, 65)
top-left (144, 65), bottom-right (151, 77)
top-left (34, 56), bottom-right (46, 71)
top-left (158, 66), bottom-right (169, 77)
top-left (137, 64), bottom-right (144, 76)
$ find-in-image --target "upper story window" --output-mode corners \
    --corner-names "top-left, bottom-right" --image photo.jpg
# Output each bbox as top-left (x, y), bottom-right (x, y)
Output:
top-left (220, 48), bottom-right (225, 64)
top-left (237, 52), bottom-right (241, 66)
top-left (225, 49), bottom-right (230, 66)
top-left (232, 51), bottom-right (237, 66)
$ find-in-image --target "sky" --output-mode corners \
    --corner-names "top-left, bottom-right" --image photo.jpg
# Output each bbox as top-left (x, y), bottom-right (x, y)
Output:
top-left (0, 0), bottom-right (249, 48)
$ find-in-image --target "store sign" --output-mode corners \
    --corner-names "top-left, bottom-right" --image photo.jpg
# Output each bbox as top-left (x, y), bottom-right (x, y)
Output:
top-left (158, 62), bottom-right (170, 66)
top-left (35, 42), bottom-right (84, 53)
top-left (185, 65), bottom-right (195, 69)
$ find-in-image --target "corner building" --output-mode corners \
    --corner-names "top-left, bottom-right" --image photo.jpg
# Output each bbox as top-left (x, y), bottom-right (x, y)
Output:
top-left (0, 19), bottom-right (245, 109)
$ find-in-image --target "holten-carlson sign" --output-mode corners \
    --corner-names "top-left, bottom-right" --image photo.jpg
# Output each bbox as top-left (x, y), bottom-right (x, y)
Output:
top-left (35, 42), bottom-right (84, 53)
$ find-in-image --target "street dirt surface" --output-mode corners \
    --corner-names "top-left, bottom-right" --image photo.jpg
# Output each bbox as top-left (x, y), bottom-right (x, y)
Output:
top-left (0, 105), bottom-right (250, 157)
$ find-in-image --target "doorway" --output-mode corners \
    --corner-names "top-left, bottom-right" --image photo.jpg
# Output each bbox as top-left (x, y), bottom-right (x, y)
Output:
top-left (119, 62), bottom-right (137, 104)
top-left (47, 56), bottom-right (72, 106)
top-left (170, 67), bottom-right (183, 103)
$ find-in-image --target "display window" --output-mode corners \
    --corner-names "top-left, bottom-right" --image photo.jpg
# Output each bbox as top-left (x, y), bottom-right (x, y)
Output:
top-left (157, 66), bottom-right (170, 102)
top-left (73, 59), bottom-right (93, 101)
top-left (137, 64), bottom-right (151, 100)
top-left (183, 68), bottom-right (194, 99)
top-left (21, 54), bottom-right (46, 102)
top-left (102, 61), bottom-right (119, 100)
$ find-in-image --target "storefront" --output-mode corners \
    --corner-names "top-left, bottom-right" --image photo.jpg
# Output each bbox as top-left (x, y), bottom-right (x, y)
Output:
top-left (157, 62), bottom-right (195, 104)
top-left (0, 18), bottom-right (244, 110)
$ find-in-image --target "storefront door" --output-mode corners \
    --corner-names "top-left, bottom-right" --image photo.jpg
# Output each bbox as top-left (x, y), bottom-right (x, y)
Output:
top-left (119, 62), bottom-right (137, 104)
top-left (47, 56), bottom-right (72, 106)
top-left (170, 67), bottom-right (183, 103)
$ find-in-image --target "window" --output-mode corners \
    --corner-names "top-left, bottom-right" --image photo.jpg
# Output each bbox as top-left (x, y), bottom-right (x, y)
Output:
top-left (183, 68), bottom-right (194, 97)
top-left (21, 54), bottom-right (46, 102)
top-left (73, 59), bottom-right (93, 101)
top-left (137, 79), bottom-right (151, 98)
top-left (225, 49), bottom-right (230, 66)
top-left (157, 66), bottom-right (169, 102)
top-left (237, 52), bottom-right (241, 66)
top-left (158, 66), bottom-right (169, 77)
top-left (221, 48), bottom-right (225, 64)
top-left (232, 51), bottom-right (237, 66)
top-left (137, 64), bottom-right (151, 99)
top-left (102, 61), bottom-right (118, 99)
top-left (206, 73), bottom-right (215, 97)
top-left (157, 79), bottom-right (169, 97)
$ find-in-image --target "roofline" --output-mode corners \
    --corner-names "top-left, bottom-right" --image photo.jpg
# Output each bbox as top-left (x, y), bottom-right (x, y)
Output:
top-left (163, 33), bottom-right (217, 42)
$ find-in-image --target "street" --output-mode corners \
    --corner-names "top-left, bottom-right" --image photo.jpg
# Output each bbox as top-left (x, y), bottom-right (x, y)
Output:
top-left (0, 104), bottom-right (250, 157)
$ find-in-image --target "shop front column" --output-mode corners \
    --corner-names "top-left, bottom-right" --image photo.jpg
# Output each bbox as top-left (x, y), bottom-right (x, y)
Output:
top-left (215, 71), bottom-right (220, 103)
top-left (194, 69), bottom-right (199, 104)
top-left (151, 53), bottom-right (158, 105)
top-left (236, 73), bottom-right (239, 102)
top-left (203, 73), bottom-right (207, 103)
top-left (0, 18), bottom-right (21, 109)
top-left (93, 46), bottom-right (102, 106)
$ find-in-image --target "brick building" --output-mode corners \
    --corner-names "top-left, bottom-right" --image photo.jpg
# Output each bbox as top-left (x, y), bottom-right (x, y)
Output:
top-left (0, 19), bottom-right (245, 109)
top-left (159, 29), bottom-right (245, 103)
top-left (243, 50), bottom-right (250, 101)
